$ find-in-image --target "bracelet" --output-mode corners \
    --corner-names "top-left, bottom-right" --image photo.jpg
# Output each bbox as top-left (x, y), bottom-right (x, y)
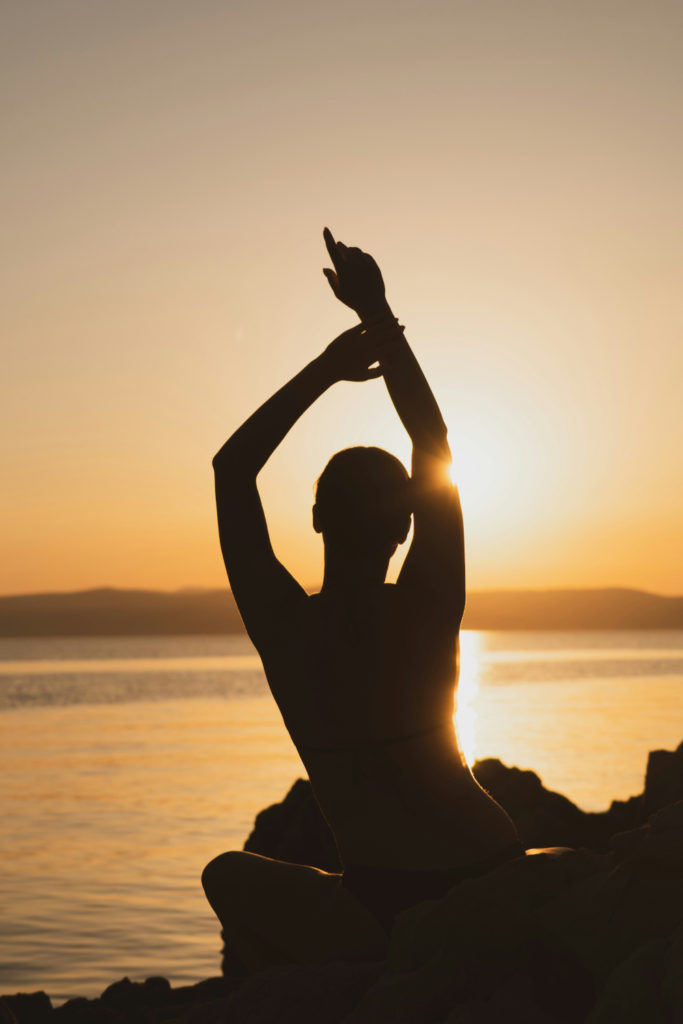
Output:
top-left (362, 311), bottom-right (404, 331)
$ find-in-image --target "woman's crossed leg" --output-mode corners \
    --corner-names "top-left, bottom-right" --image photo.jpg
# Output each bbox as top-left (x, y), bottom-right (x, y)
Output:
top-left (202, 851), bottom-right (388, 972)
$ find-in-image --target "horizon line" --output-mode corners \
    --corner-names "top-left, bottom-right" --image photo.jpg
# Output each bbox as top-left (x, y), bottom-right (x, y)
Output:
top-left (1, 583), bottom-right (681, 601)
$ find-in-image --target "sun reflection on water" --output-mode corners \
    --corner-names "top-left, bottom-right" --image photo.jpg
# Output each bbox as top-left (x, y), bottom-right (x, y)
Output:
top-left (454, 630), bottom-right (481, 767)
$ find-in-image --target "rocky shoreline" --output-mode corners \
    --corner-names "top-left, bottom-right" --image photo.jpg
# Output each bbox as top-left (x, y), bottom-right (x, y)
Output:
top-left (3, 742), bottom-right (682, 1023)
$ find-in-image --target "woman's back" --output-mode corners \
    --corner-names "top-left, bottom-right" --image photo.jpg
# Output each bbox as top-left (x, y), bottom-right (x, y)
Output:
top-left (258, 584), bottom-right (518, 869)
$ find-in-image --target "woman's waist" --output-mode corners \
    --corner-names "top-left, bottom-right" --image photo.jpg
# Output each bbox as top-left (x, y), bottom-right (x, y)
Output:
top-left (293, 716), bottom-right (457, 755)
top-left (312, 775), bottom-right (520, 869)
top-left (333, 815), bottom-right (519, 870)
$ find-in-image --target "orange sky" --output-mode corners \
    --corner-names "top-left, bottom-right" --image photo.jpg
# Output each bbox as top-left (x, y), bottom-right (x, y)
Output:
top-left (2, 1), bottom-right (682, 596)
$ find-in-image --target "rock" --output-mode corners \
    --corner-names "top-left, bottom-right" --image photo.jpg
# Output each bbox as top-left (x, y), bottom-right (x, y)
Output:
top-left (343, 850), bottom-right (598, 1024)
top-left (244, 777), bottom-right (342, 872)
top-left (662, 921), bottom-right (683, 1022)
top-left (0, 992), bottom-right (52, 1024)
top-left (50, 977), bottom-right (237, 1024)
top-left (223, 960), bottom-right (383, 1024)
top-left (440, 981), bottom-right (558, 1023)
top-left (585, 938), bottom-right (670, 1023)
top-left (473, 759), bottom-right (591, 849)
top-left (53, 996), bottom-right (119, 1022)
top-left (610, 799), bottom-right (683, 872)
top-left (642, 741), bottom-right (683, 819)
top-left (100, 975), bottom-right (173, 1013)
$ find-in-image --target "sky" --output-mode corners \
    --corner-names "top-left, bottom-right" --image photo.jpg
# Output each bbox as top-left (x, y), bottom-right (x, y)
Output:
top-left (2, 0), bottom-right (681, 596)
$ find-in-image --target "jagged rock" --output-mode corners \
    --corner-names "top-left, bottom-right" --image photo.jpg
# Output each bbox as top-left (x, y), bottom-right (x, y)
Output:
top-left (342, 850), bottom-right (598, 1024)
top-left (51, 977), bottom-right (237, 1024)
top-left (440, 978), bottom-right (558, 1023)
top-left (345, 830), bottom-right (683, 1024)
top-left (662, 921), bottom-right (683, 1022)
top-left (0, 992), bottom-right (52, 1024)
top-left (53, 996), bottom-right (119, 1022)
top-left (642, 741), bottom-right (683, 818)
top-left (585, 938), bottom-right (670, 1024)
top-left (611, 799), bottom-right (683, 871)
top-left (473, 759), bottom-right (592, 848)
top-left (244, 777), bottom-right (342, 872)
top-left (100, 975), bottom-right (173, 1013)
top-left (222, 960), bottom-right (383, 1024)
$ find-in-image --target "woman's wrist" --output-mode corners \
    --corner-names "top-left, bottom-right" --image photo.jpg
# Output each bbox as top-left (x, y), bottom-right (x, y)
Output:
top-left (358, 299), bottom-right (393, 324)
top-left (310, 350), bottom-right (342, 389)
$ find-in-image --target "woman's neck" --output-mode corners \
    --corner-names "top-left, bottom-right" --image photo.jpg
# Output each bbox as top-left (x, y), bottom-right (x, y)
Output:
top-left (320, 544), bottom-right (391, 593)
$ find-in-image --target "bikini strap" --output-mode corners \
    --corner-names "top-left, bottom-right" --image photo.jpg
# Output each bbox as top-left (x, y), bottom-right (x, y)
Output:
top-left (296, 719), bottom-right (452, 754)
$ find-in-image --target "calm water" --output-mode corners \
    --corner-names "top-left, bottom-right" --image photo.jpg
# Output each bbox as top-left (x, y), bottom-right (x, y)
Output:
top-left (1, 630), bottom-right (681, 1003)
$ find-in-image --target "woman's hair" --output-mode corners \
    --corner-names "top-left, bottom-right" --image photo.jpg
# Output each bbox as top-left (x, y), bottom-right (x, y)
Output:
top-left (314, 446), bottom-right (412, 554)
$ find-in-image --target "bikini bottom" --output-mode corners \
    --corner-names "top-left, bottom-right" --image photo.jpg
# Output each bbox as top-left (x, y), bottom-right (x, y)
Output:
top-left (342, 842), bottom-right (523, 932)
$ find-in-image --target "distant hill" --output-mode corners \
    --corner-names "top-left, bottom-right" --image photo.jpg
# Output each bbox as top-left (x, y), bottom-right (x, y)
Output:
top-left (0, 586), bottom-right (681, 636)
top-left (464, 588), bottom-right (683, 630)
top-left (0, 588), bottom-right (242, 637)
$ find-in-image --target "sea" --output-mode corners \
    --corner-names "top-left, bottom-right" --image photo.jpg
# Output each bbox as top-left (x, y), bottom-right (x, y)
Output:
top-left (1, 630), bottom-right (681, 1004)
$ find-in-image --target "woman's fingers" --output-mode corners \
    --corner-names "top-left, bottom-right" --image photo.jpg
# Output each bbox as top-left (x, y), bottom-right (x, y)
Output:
top-left (322, 267), bottom-right (340, 294)
top-left (323, 226), bottom-right (337, 258)
top-left (364, 364), bottom-right (384, 380)
top-left (323, 227), bottom-right (346, 273)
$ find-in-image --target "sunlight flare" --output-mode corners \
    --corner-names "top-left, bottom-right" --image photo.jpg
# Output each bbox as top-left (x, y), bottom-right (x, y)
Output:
top-left (454, 630), bottom-right (481, 767)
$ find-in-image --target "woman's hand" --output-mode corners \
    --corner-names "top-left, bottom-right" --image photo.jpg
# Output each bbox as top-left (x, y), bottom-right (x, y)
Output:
top-left (322, 227), bottom-right (389, 321)
top-left (320, 320), bottom-right (404, 383)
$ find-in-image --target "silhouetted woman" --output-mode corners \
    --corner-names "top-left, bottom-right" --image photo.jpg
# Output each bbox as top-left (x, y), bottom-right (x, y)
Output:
top-left (202, 230), bottom-right (520, 968)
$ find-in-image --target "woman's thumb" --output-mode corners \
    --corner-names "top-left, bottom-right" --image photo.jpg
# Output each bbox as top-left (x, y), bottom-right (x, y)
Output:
top-left (322, 268), bottom-right (339, 293)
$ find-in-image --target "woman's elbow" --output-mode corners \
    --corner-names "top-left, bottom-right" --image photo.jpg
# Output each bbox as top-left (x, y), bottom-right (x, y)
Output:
top-left (213, 444), bottom-right (255, 484)
top-left (213, 441), bottom-right (239, 473)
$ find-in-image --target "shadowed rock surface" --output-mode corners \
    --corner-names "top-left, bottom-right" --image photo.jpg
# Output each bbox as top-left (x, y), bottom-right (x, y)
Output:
top-left (243, 777), bottom-right (343, 872)
top-left (3, 742), bottom-right (682, 1024)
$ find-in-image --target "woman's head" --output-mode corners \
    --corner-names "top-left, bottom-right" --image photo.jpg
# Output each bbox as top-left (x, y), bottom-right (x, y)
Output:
top-left (313, 447), bottom-right (412, 556)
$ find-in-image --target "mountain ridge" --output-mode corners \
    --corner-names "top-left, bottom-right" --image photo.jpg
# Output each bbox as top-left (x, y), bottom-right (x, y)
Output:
top-left (0, 586), bottom-right (681, 636)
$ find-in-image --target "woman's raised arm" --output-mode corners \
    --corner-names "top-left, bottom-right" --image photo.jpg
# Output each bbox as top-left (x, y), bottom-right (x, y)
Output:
top-left (322, 229), bottom-right (464, 621)
top-left (213, 324), bottom-right (385, 641)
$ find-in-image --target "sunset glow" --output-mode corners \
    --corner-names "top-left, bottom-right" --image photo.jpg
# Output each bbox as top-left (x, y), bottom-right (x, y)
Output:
top-left (2, 2), bottom-right (681, 597)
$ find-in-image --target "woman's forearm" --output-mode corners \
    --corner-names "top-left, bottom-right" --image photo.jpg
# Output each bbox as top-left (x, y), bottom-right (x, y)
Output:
top-left (321, 230), bottom-right (449, 456)
top-left (213, 356), bottom-right (335, 478)
top-left (377, 310), bottom-right (450, 458)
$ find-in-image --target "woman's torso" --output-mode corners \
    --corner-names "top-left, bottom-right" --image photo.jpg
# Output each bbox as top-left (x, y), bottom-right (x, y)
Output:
top-left (258, 583), bottom-right (518, 869)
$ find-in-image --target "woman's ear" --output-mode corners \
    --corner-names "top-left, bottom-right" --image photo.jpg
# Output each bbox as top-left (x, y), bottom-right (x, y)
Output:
top-left (312, 504), bottom-right (323, 534)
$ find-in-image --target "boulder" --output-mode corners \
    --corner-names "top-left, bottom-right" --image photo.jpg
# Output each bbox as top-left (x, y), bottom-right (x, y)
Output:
top-left (51, 976), bottom-right (237, 1024)
top-left (222, 960), bottom-right (383, 1024)
top-left (473, 759), bottom-right (592, 848)
top-left (0, 992), bottom-right (52, 1024)
top-left (642, 741), bottom-right (683, 819)
top-left (244, 777), bottom-right (342, 872)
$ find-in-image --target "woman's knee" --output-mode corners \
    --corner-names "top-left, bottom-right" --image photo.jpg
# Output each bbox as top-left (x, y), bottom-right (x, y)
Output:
top-left (202, 850), bottom-right (247, 907)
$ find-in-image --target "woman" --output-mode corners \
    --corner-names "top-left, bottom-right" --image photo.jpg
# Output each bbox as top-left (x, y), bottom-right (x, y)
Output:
top-left (202, 230), bottom-right (520, 969)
